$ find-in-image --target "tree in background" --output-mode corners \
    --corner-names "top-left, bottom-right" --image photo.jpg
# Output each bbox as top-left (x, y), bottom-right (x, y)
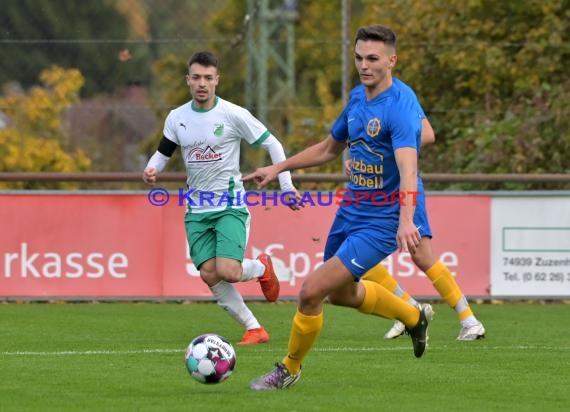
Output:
top-left (173, 0), bottom-right (342, 189)
top-left (0, 0), bottom-right (151, 96)
top-left (363, 0), bottom-right (570, 188)
top-left (62, 0), bottom-right (567, 189)
top-left (0, 66), bottom-right (91, 189)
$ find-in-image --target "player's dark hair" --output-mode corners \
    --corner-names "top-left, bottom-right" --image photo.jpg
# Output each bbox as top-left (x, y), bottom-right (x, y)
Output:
top-left (187, 51), bottom-right (219, 69)
top-left (354, 25), bottom-right (396, 50)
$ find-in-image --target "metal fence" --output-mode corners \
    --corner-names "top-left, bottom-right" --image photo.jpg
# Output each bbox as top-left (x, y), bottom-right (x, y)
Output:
top-left (0, 0), bottom-right (328, 172)
top-left (1, 172), bottom-right (569, 185)
top-left (1, 1), bottom-right (568, 183)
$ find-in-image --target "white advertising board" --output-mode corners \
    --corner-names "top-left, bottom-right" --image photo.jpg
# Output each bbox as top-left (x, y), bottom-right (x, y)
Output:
top-left (491, 196), bottom-right (570, 297)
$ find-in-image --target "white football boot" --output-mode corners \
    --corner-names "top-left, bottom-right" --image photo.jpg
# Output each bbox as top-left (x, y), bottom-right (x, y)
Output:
top-left (384, 303), bottom-right (435, 339)
top-left (384, 320), bottom-right (406, 339)
top-left (457, 322), bottom-right (486, 341)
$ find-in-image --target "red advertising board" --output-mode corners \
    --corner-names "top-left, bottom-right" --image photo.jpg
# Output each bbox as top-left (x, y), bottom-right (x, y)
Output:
top-left (0, 194), bottom-right (163, 297)
top-left (383, 195), bottom-right (491, 296)
top-left (0, 192), bottom-right (490, 299)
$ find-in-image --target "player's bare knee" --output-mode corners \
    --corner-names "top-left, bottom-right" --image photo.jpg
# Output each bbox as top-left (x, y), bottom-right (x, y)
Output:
top-left (328, 293), bottom-right (342, 305)
top-left (412, 252), bottom-right (435, 272)
top-left (328, 294), bottom-right (351, 307)
top-left (215, 264), bottom-right (242, 282)
top-left (328, 284), bottom-right (359, 307)
top-left (199, 269), bottom-right (218, 286)
top-left (299, 283), bottom-right (326, 309)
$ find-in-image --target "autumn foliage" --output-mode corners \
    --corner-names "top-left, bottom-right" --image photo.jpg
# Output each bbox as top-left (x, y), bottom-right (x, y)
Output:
top-left (0, 66), bottom-right (91, 189)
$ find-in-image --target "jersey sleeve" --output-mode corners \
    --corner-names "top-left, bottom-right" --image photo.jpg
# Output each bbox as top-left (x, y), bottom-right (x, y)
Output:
top-left (162, 111), bottom-right (180, 145)
top-left (388, 96), bottom-right (422, 151)
top-left (330, 101), bottom-right (352, 143)
top-left (228, 105), bottom-right (270, 146)
top-left (414, 92), bottom-right (427, 121)
top-left (396, 77), bottom-right (427, 121)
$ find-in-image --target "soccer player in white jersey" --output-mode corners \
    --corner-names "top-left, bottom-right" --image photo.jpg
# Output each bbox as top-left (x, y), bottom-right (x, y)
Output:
top-left (143, 51), bottom-right (301, 345)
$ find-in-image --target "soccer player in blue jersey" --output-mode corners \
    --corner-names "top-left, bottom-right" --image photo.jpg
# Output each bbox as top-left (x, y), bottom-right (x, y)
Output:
top-left (243, 24), bottom-right (433, 390)
top-left (344, 86), bottom-right (486, 341)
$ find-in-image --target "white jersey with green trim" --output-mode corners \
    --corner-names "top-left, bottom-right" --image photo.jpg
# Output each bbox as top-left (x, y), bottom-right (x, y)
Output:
top-left (163, 96), bottom-right (269, 213)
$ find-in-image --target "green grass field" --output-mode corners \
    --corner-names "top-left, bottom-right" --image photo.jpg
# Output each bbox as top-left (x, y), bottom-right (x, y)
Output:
top-left (1, 302), bottom-right (568, 412)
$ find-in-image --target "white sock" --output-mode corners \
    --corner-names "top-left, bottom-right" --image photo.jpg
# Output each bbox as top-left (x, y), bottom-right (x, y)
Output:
top-left (455, 296), bottom-right (480, 327)
top-left (394, 285), bottom-right (419, 307)
top-left (460, 316), bottom-right (479, 328)
top-left (408, 297), bottom-right (419, 307)
top-left (209, 281), bottom-right (260, 330)
top-left (240, 258), bottom-right (265, 281)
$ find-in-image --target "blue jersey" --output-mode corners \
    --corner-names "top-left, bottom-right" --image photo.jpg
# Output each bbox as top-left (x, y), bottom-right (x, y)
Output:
top-left (331, 78), bottom-right (424, 218)
top-left (347, 81), bottom-right (427, 157)
top-left (324, 78), bottom-right (432, 277)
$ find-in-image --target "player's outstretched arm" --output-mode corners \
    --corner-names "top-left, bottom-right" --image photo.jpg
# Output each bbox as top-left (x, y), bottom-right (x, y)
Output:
top-left (142, 136), bottom-right (177, 185)
top-left (344, 158), bottom-right (352, 177)
top-left (243, 135), bottom-right (345, 188)
top-left (395, 147), bottom-right (421, 254)
top-left (259, 135), bottom-right (304, 211)
top-left (142, 167), bottom-right (158, 185)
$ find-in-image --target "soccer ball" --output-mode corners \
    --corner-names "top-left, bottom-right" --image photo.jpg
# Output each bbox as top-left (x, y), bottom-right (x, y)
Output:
top-left (184, 333), bottom-right (236, 384)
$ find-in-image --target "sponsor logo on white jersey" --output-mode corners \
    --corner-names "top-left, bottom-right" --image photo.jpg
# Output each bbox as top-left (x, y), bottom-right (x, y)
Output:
top-left (187, 146), bottom-right (222, 163)
top-left (213, 123), bottom-right (224, 137)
